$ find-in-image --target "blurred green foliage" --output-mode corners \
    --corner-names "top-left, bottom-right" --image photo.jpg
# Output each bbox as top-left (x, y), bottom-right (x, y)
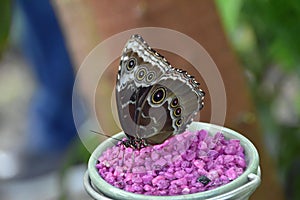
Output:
top-left (216, 0), bottom-right (300, 199)
top-left (241, 0), bottom-right (300, 75)
top-left (0, 0), bottom-right (11, 57)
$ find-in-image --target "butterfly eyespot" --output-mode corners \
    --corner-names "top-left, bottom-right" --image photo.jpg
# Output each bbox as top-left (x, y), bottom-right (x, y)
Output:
top-left (151, 87), bottom-right (166, 104)
top-left (174, 107), bottom-right (182, 117)
top-left (146, 72), bottom-right (155, 82)
top-left (175, 118), bottom-right (182, 127)
top-left (126, 58), bottom-right (136, 71)
top-left (171, 97), bottom-right (179, 108)
top-left (136, 68), bottom-right (146, 80)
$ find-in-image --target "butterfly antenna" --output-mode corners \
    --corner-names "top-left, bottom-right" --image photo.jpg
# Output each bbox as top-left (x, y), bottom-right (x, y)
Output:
top-left (90, 130), bottom-right (122, 142)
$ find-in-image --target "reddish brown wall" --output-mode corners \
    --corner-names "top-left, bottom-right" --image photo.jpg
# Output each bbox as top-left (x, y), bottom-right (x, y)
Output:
top-left (54, 1), bottom-right (285, 199)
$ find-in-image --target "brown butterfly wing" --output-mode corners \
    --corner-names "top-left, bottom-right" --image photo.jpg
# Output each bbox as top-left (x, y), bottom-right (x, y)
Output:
top-left (116, 35), bottom-right (204, 145)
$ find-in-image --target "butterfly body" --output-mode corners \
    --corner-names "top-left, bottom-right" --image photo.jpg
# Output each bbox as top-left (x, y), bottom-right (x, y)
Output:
top-left (121, 135), bottom-right (148, 149)
top-left (116, 35), bottom-right (204, 148)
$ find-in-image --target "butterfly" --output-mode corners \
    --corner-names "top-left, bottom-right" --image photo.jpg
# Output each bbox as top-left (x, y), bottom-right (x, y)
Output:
top-left (116, 34), bottom-right (204, 149)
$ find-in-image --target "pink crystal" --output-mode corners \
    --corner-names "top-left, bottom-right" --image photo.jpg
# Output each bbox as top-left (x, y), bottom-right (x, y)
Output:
top-left (174, 170), bottom-right (185, 179)
top-left (225, 167), bottom-right (238, 180)
top-left (96, 129), bottom-right (247, 196)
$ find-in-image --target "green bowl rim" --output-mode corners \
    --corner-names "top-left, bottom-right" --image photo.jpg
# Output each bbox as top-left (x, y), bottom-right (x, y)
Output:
top-left (88, 122), bottom-right (260, 200)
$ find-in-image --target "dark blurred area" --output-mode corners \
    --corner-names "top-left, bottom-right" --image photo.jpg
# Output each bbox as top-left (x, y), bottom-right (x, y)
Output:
top-left (0, 0), bottom-right (298, 199)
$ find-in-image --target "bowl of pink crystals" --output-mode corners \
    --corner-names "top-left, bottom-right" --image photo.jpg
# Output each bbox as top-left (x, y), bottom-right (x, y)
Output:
top-left (84, 122), bottom-right (261, 200)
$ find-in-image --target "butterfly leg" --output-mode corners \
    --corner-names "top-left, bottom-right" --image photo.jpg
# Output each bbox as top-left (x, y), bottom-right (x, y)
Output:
top-left (120, 148), bottom-right (127, 172)
top-left (129, 150), bottom-right (136, 173)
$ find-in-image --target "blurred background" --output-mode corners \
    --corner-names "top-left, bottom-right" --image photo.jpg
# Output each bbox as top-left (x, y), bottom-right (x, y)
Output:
top-left (0, 0), bottom-right (299, 199)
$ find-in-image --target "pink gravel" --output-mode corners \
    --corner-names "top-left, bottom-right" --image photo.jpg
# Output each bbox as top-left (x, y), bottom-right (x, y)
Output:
top-left (96, 129), bottom-right (247, 196)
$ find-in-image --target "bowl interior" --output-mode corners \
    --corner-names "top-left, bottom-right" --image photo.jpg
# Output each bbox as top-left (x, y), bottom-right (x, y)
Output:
top-left (88, 122), bottom-right (260, 200)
